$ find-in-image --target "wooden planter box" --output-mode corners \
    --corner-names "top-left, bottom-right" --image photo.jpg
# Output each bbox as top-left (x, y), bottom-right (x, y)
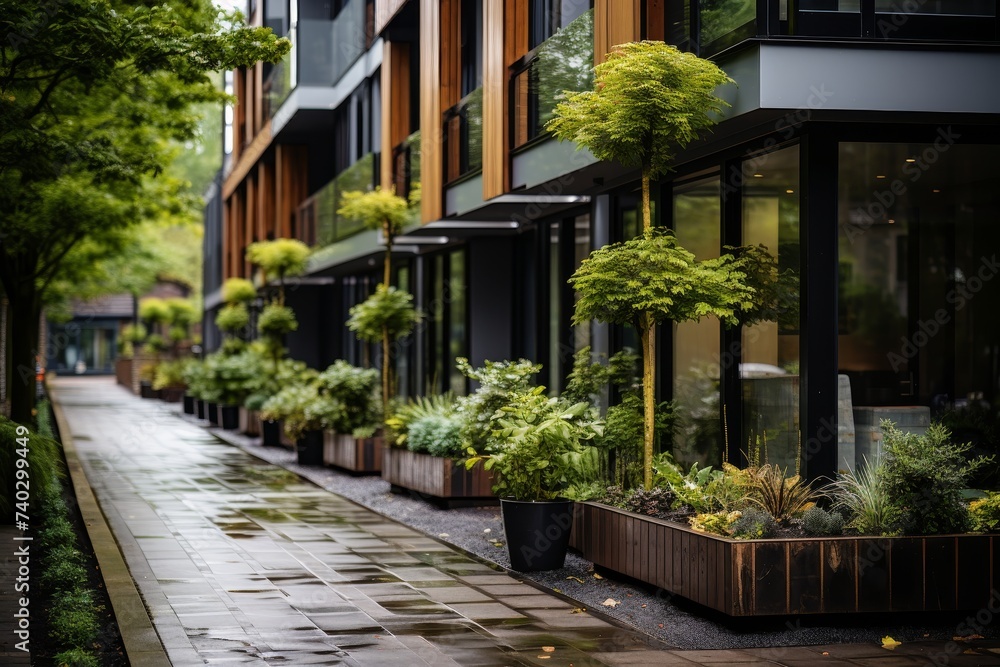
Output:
top-left (115, 358), bottom-right (133, 391)
top-left (571, 501), bottom-right (1000, 617)
top-left (322, 431), bottom-right (383, 474)
top-left (239, 407), bottom-right (261, 437)
top-left (382, 446), bottom-right (496, 503)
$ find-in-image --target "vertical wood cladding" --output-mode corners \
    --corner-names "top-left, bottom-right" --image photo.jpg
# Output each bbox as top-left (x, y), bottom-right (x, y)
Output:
top-left (382, 41), bottom-right (412, 190)
top-left (595, 0), bottom-right (641, 64)
top-left (420, 0), bottom-right (443, 222)
top-left (482, 0), bottom-right (506, 199)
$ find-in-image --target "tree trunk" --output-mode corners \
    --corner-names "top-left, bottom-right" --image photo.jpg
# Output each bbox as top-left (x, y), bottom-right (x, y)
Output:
top-left (641, 316), bottom-right (656, 491)
top-left (381, 323), bottom-right (390, 420)
top-left (641, 167), bottom-right (652, 232)
top-left (8, 290), bottom-right (42, 426)
top-left (383, 220), bottom-right (393, 288)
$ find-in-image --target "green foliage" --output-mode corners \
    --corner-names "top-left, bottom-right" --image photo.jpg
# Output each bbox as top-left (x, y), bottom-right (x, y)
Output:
top-left (622, 487), bottom-right (675, 518)
top-left (165, 297), bottom-right (197, 326)
top-left (336, 186), bottom-right (411, 239)
top-left (215, 303), bottom-right (250, 335)
top-left (38, 517), bottom-right (75, 551)
top-left (260, 383), bottom-right (322, 441)
top-left (142, 333), bottom-right (167, 355)
top-left (467, 389), bottom-right (603, 501)
top-left (347, 285), bottom-right (420, 343)
top-left (603, 392), bottom-right (675, 490)
top-left (570, 228), bottom-right (757, 332)
top-left (246, 238), bottom-right (310, 280)
top-left (243, 355), bottom-right (317, 410)
top-left (546, 40), bottom-right (732, 178)
top-left (222, 277), bottom-right (258, 305)
top-left (880, 421), bottom-right (987, 535)
top-left (744, 464), bottom-right (817, 523)
top-left (138, 297), bottom-right (171, 325)
top-left (730, 507), bottom-right (779, 539)
top-left (690, 511), bottom-right (740, 537)
top-left (969, 492), bottom-right (1000, 533)
top-left (153, 358), bottom-right (188, 390)
top-left (53, 648), bottom-right (100, 667)
top-left (455, 357), bottom-right (542, 448)
top-left (40, 558), bottom-right (88, 594)
top-left (727, 244), bottom-right (800, 329)
top-left (203, 349), bottom-right (264, 406)
top-left (257, 303), bottom-right (298, 338)
top-left (50, 589), bottom-right (102, 649)
top-left (315, 361), bottom-right (380, 436)
top-left (408, 413), bottom-right (465, 458)
top-left (385, 394), bottom-right (457, 447)
top-left (0, 416), bottom-right (62, 517)
top-left (802, 507), bottom-right (845, 536)
top-left (562, 346), bottom-right (638, 405)
top-left (120, 323), bottom-right (147, 344)
top-left (181, 358), bottom-right (209, 400)
top-left (827, 458), bottom-right (900, 536)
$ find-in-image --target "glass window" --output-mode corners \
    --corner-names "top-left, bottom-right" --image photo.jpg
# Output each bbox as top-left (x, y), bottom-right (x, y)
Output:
top-left (873, 0), bottom-right (994, 14)
top-left (698, 0), bottom-right (755, 52)
top-left (461, 0), bottom-right (483, 96)
top-left (741, 145), bottom-right (802, 472)
top-left (837, 143), bottom-right (1000, 437)
top-left (529, 0), bottom-right (591, 49)
top-left (672, 175), bottom-right (722, 468)
top-left (424, 249), bottom-right (468, 395)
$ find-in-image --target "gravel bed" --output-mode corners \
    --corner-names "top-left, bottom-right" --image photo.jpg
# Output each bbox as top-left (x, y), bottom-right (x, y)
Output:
top-left (184, 412), bottom-right (999, 651)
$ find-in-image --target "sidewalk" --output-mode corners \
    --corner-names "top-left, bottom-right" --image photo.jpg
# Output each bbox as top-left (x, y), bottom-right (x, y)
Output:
top-left (51, 376), bottom-right (1000, 666)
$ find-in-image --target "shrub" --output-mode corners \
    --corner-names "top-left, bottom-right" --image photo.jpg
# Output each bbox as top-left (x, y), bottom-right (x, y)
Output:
top-left (0, 416), bottom-right (61, 519)
top-left (215, 303), bottom-right (250, 334)
top-left (316, 361), bottom-right (380, 436)
top-left (38, 516), bottom-right (75, 550)
top-left (53, 648), bottom-right (100, 667)
top-left (802, 506), bottom-right (845, 536)
top-left (40, 559), bottom-right (88, 594)
top-left (969, 492), bottom-right (1000, 533)
top-left (261, 384), bottom-right (322, 441)
top-left (385, 394), bottom-right (456, 447)
top-left (731, 507), bottom-right (778, 539)
top-left (455, 358), bottom-right (541, 448)
top-left (745, 464), bottom-right (817, 523)
top-left (600, 485), bottom-right (629, 509)
top-left (346, 285), bottom-right (420, 343)
top-left (408, 413), bottom-right (464, 458)
top-left (152, 358), bottom-right (187, 390)
top-left (257, 303), bottom-right (298, 338)
top-left (138, 297), bottom-right (170, 325)
top-left (221, 277), bottom-right (257, 304)
top-left (880, 420), bottom-right (988, 535)
top-left (624, 487), bottom-right (675, 518)
top-left (690, 511), bottom-right (740, 537)
top-left (50, 589), bottom-right (102, 648)
top-left (828, 458), bottom-right (899, 536)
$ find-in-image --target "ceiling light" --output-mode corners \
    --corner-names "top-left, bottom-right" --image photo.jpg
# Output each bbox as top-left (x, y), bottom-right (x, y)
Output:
top-left (905, 158), bottom-right (916, 163)
top-left (753, 173), bottom-right (763, 178)
top-left (876, 175), bottom-right (886, 179)
top-left (785, 189), bottom-right (794, 194)
top-left (888, 219), bottom-right (895, 224)
top-left (933, 189), bottom-right (941, 193)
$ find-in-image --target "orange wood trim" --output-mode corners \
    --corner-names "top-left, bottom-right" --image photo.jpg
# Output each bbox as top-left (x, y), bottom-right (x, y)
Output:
top-left (440, 0), bottom-right (460, 110)
top-left (375, 0), bottom-right (408, 35)
top-left (482, 0), bottom-right (506, 199)
top-left (419, 0), bottom-right (442, 222)
top-left (381, 41), bottom-right (394, 189)
top-left (647, 0), bottom-right (665, 40)
top-left (253, 62), bottom-right (263, 137)
top-left (505, 0), bottom-right (527, 67)
top-left (244, 176), bottom-right (255, 278)
top-left (222, 121), bottom-right (272, 198)
top-left (594, 0), bottom-right (641, 65)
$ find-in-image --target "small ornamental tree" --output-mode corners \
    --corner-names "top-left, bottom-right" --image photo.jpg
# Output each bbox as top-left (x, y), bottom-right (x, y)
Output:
top-left (337, 187), bottom-right (410, 288)
top-left (570, 229), bottom-right (757, 489)
top-left (347, 285), bottom-right (421, 416)
top-left (245, 239), bottom-right (310, 305)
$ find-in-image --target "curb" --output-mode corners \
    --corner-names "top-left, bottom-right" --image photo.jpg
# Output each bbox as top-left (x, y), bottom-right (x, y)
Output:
top-left (50, 393), bottom-right (172, 667)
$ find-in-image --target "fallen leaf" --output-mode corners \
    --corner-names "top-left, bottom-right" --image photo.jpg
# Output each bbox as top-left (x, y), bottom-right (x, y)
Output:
top-left (593, 573), bottom-right (603, 580)
top-left (641, 604), bottom-right (647, 608)
top-left (553, 587), bottom-right (562, 594)
top-left (954, 635), bottom-right (984, 641)
top-left (566, 576), bottom-right (584, 584)
top-left (881, 636), bottom-right (901, 650)
top-left (483, 528), bottom-right (491, 533)
top-left (821, 651), bottom-right (829, 656)
top-left (541, 647), bottom-right (555, 653)
top-left (602, 598), bottom-right (620, 608)
top-left (536, 656), bottom-right (550, 660)
top-left (571, 607), bottom-right (587, 614)
top-left (658, 623), bottom-right (664, 629)
top-left (438, 533), bottom-right (449, 537)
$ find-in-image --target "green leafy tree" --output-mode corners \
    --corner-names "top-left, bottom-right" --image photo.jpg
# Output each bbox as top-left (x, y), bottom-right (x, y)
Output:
top-left (337, 187), bottom-right (410, 288)
top-left (347, 285), bottom-right (421, 416)
top-left (0, 0), bottom-right (289, 424)
top-left (245, 238), bottom-right (310, 305)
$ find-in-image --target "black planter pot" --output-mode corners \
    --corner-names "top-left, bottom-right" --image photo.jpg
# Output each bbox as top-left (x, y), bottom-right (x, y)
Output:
top-left (262, 420), bottom-right (281, 447)
top-left (139, 381), bottom-right (159, 400)
top-left (207, 402), bottom-right (219, 426)
top-left (221, 405), bottom-right (239, 430)
top-left (196, 398), bottom-right (206, 420)
top-left (182, 394), bottom-right (196, 415)
top-left (296, 430), bottom-right (324, 466)
top-left (500, 498), bottom-right (574, 572)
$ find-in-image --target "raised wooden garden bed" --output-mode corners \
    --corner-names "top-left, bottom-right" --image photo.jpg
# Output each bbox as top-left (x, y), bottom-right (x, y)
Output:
top-left (239, 407), bottom-right (261, 437)
top-left (382, 446), bottom-right (496, 504)
top-left (322, 431), bottom-right (383, 474)
top-left (570, 501), bottom-right (999, 617)
top-left (114, 358), bottom-right (133, 392)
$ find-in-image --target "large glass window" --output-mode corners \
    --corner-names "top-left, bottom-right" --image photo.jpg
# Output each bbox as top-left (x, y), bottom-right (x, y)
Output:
top-left (838, 143), bottom-right (1000, 443)
top-left (740, 145), bottom-right (802, 471)
top-left (664, 0), bottom-right (755, 56)
top-left (424, 249), bottom-right (468, 395)
top-left (544, 214), bottom-right (591, 393)
top-left (672, 175), bottom-right (722, 468)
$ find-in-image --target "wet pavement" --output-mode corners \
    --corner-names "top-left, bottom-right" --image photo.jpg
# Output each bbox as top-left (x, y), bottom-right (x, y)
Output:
top-left (50, 377), bottom-right (1000, 666)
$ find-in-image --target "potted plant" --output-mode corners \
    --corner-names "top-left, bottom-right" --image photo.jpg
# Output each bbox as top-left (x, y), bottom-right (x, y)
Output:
top-left (315, 361), bottom-right (382, 472)
top-left (466, 369), bottom-right (604, 572)
top-left (260, 382), bottom-right (334, 465)
top-left (210, 349), bottom-right (262, 430)
top-left (152, 358), bottom-right (187, 403)
top-left (245, 356), bottom-right (317, 445)
top-left (180, 357), bottom-right (205, 416)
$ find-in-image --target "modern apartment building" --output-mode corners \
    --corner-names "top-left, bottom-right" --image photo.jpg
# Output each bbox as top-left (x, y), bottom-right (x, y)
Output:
top-left (206, 0), bottom-right (1000, 479)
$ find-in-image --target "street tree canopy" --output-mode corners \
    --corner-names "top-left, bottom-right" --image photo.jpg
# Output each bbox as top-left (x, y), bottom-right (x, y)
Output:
top-left (0, 0), bottom-right (289, 424)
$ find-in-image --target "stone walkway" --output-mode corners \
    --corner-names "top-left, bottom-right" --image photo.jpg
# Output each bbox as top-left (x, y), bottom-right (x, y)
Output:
top-left (51, 377), bottom-right (1000, 666)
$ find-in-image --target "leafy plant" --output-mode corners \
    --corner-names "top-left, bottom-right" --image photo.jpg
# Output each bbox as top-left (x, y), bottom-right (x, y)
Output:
top-left (261, 383), bottom-right (323, 441)
top-left (257, 303), bottom-right (298, 337)
top-left (408, 413), bottom-right (465, 458)
top-left (623, 487), bottom-right (675, 518)
top-left (203, 349), bottom-right (265, 406)
top-left (347, 285), bottom-right (421, 418)
top-left (336, 187), bottom-right (411, 287)
top-left (385, 394), bottom-right (457, 447)
top-left (731, 507), bottom-right (779, 539)
top-left (152, 358), bottom-right (188, 390)
top-left (880, 420), bottom-right (988, 535)
top-left (221, 277), bottom-right (258, 304)
top-left (969, 492), bottom-right (1000, 533)
top-left (690, 511), bottom-right (740, 537)
top-left (745, 464), bottom-right (817, 523)
top-left (802, 506), bottom-right (845, 536)
top-left (827, 457), bottom-right (899, 536)
top-left (138, 297), bottom-right (170, 328)
top-left (455, 357), bottom-right (542, 448)
top-left (466, 389), bottom-right (603, 501)
top-left (246, 238), bottom-right (310, 304)
top-left (215, 303), bottom-right (250, 335)
top-left (316, 361), bottom-right (380, 436)
top-left (0, 416), bottom-right (61, 518)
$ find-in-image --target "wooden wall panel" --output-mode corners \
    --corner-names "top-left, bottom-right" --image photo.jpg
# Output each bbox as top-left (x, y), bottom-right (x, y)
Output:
top-left (419, 0), bottom-right (442, 222)
top-left (381, 41), bottom-right (412, 190)
top-left (253, 62), bottom-right (263, 137)
top-left (222, 122), bottom-right (272, 198)
top-left (257, 160), bottom-right (273, 242)
top-left (244, 176), bottom-right (255, 278)
top-left (595, 0), bottom-right (642, 64)
top-left (375, 0), bottom-right (408, 35)
top-left (647, 0), bottom-right (665, 40)
top-left (278, 145), bottom-right (308, 240)
top-left (505, 0), bottom-right (527, 67)
top-left (482, 0), bottom-right (506, 200)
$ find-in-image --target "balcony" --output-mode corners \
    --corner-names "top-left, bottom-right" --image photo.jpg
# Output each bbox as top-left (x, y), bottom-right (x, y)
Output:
top-left (263, 0), bottom-right (370, 119)
top-left (391, 130), bottom-right (421, 206)
top-left (511, 9), bottom-right (594, 151)
top-left (295, 153), bottom-right (375, 248)
top-left (443, 88), bottom-right (483, 184)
